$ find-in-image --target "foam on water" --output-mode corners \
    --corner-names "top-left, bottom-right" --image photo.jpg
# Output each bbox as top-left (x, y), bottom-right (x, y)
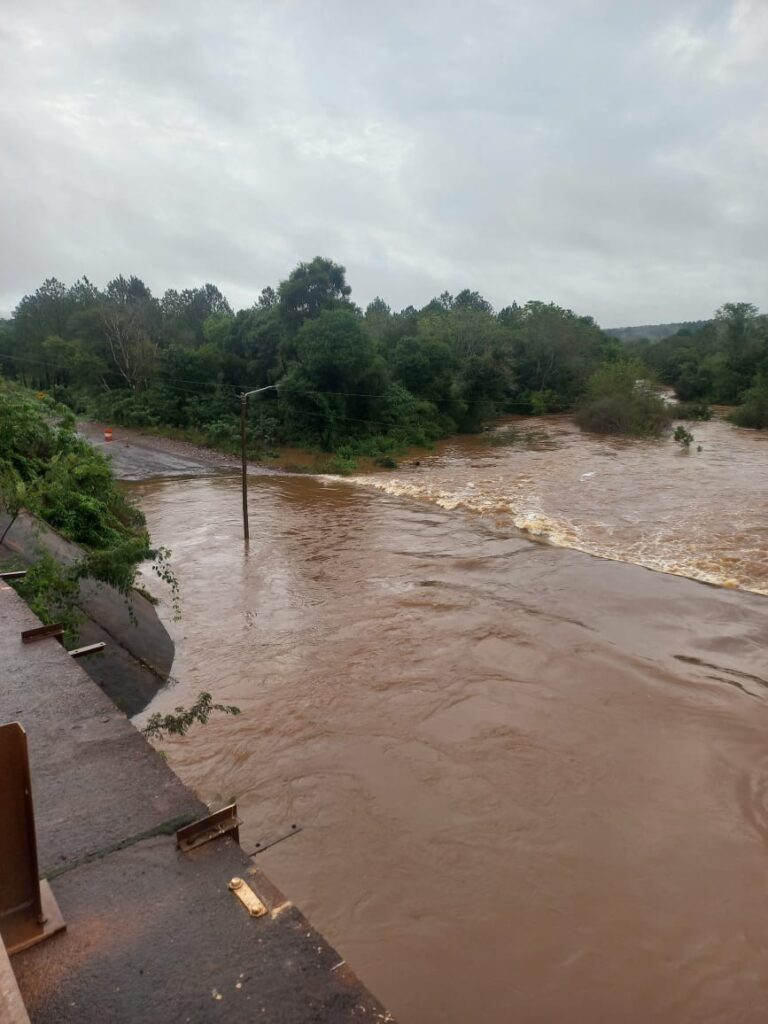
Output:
top-left (343, 416), bottom-right (768, 596)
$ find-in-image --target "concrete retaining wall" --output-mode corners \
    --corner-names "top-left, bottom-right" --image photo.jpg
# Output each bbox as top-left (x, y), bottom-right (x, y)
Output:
top-left (0, 511), bottom-right (174, 683)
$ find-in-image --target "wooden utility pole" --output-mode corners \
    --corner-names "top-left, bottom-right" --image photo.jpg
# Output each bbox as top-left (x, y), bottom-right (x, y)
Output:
top-left (239, 385), bottom-right (277, 543)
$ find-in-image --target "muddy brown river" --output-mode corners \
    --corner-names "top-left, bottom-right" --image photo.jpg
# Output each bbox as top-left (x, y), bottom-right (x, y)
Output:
top-left (132, 416), bottom-right (768, 1023)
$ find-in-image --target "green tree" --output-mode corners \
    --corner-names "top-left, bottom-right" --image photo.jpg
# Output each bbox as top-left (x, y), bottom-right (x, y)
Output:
top-left (511, 302), bottom-right (603, 412)
top-left (160, 284), bottom-right (232, 347)
top-left (99, 276), bottom-right (159, 391)
top-left (279, 309), bottom-right (388, 448)
top-left (278, 257), bottom-right (353, 332)
top-left (364, 297), bottom-right (392, 343)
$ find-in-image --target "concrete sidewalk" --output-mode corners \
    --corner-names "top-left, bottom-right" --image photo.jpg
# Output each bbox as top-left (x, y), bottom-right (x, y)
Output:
top-left (1, 583), bottom-right (394, 1023)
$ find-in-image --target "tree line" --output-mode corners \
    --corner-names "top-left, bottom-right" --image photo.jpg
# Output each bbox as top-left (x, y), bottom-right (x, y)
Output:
top-left (0, 257), bottom-right (619, 460)
top-left (627, 303), bottom-right (768, 429)
top-left (1, 258), bottom-right (766, 461)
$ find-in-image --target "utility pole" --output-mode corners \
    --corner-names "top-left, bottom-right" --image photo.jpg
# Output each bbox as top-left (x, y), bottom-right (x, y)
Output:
top-left (239, 385), bottom-right (277, 544)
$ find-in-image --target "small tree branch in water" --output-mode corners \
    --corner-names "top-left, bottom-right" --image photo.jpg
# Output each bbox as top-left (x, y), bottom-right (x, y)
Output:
top-left (142, 691), bottom-right (241, 740)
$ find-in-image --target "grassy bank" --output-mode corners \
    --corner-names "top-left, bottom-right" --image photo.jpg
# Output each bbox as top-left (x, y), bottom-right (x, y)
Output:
top-left (1, 381), bottom-right (177, 645)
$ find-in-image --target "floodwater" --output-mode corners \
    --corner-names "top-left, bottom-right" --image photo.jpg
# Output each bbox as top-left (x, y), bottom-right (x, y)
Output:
top-left (132, 415), bottom-right (768, 1023)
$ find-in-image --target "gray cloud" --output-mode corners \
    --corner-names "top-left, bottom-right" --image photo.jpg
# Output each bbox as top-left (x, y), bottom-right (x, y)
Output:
top-left (1, 0), bottom-right (766, 325)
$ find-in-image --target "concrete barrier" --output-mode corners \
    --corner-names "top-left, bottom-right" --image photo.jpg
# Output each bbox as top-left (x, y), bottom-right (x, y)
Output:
top-left (0, 511), bottom-right (174, 688)
top-left (0, 942), bottom-right (30, 1024)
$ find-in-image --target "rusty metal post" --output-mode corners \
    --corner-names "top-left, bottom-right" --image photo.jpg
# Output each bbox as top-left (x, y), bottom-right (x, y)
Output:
top-left (0, 723), bottom-right (65, 955)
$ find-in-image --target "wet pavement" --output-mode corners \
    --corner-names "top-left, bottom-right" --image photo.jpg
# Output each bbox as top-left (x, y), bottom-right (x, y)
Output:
top-left (78, 422), bottom-right (223, 481)
top-left (0, 582), bottom-right (394, 1023)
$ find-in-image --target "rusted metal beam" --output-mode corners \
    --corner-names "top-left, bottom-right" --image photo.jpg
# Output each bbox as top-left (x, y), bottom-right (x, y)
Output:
top-left (0, 723), bottom-right (66, 956)
top-left (176, 803), bottom-right (241, 853)
top-left (20, 623), bottom-right (64, 645)
top-left (69, 642), bottom-right (107, 659)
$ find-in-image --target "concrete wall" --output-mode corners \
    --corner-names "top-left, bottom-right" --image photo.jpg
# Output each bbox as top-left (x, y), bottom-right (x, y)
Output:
top-left (0, 942), bottom-right (31, 1024)
top-left (0, 511), bottom-right (174, 683)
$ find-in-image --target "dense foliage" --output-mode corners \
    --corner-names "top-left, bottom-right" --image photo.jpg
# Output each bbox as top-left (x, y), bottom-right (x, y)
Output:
top-left (0, 386), bottom-right (147, 555)
top-left (626, 303), bottom-right (768, 428)
top-left (1, 259), bottom-right (623, 455)
top-left (574, 360), bottom-right (672, 438)
top-left (2, 262), bottom-right (764, 448)
top-left (0, 384), bottom-right (172, 642)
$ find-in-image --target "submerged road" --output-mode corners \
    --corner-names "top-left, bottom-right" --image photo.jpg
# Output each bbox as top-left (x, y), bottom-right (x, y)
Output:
top-left (78, 421), bottom-right (232, 480)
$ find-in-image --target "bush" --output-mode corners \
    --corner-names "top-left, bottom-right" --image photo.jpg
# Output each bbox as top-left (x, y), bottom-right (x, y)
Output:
top-left (575, 361), bottom-right (673, 438)
top-left (0, 382), bottom-right (178, 624)
top-left (673, 425), bottom-right (694, 449)
top-left (728, 377), bottom-right (768, 429)
top-left (11, 553), bottom-right (83, 647)
top-left (575, 390), bottom-right (673, 437)
top-left (671, 400), bottom-right (712, 421)
top-left (317, 454), bottom-right (358, 475)
top-left (529, 390), bottom-right (560, 415)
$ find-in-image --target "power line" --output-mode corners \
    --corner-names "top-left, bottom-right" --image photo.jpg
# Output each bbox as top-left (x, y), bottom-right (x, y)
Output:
top-left (0, 348), bottom-right (534, 411)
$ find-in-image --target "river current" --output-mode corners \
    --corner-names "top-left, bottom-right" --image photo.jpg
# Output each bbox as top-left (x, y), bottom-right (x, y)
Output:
top-left (132, 415), bottom-right (768, 1023)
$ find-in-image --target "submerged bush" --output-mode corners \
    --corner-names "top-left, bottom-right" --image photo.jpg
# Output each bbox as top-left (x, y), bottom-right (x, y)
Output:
top-left (673, 425), bottom-right (694, 449)
top-left (671, 400), bottom-right (712, 421)
top-left (317, 454), bottom-right (358, 475)
top-left (575, 391), bottom-right (673, 437)
top-left (573, 362), bottom-right (671, 438)
top-left (483, 426), bottom-right (553, 449)
top-left (575, 361), bottom-right (672, 437)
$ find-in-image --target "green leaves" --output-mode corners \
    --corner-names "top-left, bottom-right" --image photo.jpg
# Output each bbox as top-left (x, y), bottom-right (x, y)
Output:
top-left (11, 553), bottom-right (83, 648)
top-left (277, 256), bottom-right (353, 331)
top-left (0, 381), bottom-right (177, 627)
top-left (673, 425), bottom-right (695, 449)
top-left (142, 692), bottom-right (241, 740)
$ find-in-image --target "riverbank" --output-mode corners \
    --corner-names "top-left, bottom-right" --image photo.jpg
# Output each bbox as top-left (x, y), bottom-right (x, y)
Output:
top-left (1, 580), bottom-right (394, 1022)
top-left (77, 418), bottom-right (411, 478)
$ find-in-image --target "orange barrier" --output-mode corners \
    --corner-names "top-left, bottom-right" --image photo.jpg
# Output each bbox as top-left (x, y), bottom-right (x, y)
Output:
top-left (104, 428), bottom-right (113, 442)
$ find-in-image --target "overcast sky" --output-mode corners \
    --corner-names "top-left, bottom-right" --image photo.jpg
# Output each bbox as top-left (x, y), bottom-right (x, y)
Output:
top-left (1, 0), bottom-right (766, 326)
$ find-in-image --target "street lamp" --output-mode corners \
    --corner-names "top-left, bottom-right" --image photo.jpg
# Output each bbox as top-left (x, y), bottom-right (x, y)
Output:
top-left (240, 385), bottom-right (277, 543)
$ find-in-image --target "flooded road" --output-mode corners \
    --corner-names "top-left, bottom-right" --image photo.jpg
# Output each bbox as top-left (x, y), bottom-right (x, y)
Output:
top-left (353, 415), bottom-right (768, 595)
top-left (132, 416), bottom-right (768, 1023)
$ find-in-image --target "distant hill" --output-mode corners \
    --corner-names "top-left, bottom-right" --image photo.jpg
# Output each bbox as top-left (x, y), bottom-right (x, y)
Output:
top-left (604, 321), bottom-right (709, 343)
